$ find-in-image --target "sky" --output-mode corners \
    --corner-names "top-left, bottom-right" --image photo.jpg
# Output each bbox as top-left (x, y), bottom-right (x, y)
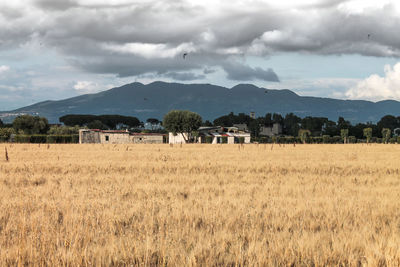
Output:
top-left (1, 0), bottom-right (400, 110)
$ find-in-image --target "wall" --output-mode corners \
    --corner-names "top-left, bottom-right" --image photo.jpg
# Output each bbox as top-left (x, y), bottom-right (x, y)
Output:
top-left (131, 135), bottom-right (163, 144)
top-left (169, 132), bottom-right (188, 144)
top-left (79, 130), bottom-right (100, 144)
top-left (100, 133), bottom-right (130, 144)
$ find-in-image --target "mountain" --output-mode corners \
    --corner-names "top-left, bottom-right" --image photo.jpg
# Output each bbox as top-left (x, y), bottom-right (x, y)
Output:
top-left (1, 81), bottom-right (399, 123)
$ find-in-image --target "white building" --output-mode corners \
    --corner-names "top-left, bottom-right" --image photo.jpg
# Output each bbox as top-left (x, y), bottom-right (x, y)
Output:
top-left (168, 126), bottom-right (251, 144)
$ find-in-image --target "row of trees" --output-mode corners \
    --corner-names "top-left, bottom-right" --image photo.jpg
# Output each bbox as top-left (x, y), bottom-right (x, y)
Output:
top-left (1, 111), bottom-right (400, 143)
top-left (60, 114), bottom-right (141, 129)
top-left (0, 115), bottom-right (80, 142)
top-left (211, 112), bottom-right (400, 139)
top-left (296, 127), bottom-right (395, 144)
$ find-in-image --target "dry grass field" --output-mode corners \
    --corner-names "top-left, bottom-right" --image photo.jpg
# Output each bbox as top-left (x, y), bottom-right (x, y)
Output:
top-left (1, 144), bottom-right (400, 266)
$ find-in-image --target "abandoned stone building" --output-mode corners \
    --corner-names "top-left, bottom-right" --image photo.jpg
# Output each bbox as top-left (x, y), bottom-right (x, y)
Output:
top-left (79, 129), bottom-right (165, 144)
top-left (259, 123), bottom-right (282, 137)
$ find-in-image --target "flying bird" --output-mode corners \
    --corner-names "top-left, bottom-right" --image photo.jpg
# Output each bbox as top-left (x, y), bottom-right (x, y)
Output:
top-left (183, 53), bottom-right (188, 59)
top-left (367, 34), bottom-right (371, 39)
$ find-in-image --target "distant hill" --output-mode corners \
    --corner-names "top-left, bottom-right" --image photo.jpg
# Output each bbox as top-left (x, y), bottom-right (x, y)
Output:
top-left (1, 81), bottom-right (399, 123)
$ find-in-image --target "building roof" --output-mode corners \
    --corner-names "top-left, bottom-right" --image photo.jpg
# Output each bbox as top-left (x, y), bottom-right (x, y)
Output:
top-left (82, 129), bottom-right (165, 135)
top-left (130, 133), bottom-right (166, 136)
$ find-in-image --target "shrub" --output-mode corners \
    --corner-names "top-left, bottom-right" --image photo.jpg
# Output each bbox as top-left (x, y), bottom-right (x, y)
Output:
top-left (279, 136), bottom-right (295, 144)
top-left (363, 128), bottom-right (373, 143)
top-left (332, 136), bottom-right (341, 144)
top-left (340, 129), bottom-right (349, 143)
top-left (221, 136), bottom-right (228, 144)
top-left (46, 135), bottom-right (79, 144)
top-left (298, 129), bottom-right (311, 144)
top-left (322, 135), bottom-right (331, 144)
top-left (238, 137), bottom-right (245, 144)
top-left (382, 128), bottom-right (391, 144)
top-left (397, 137), bottom-right (400, 144)
top-left (30, 135), bottom-right (48, 143)
top-left (205, 136), bottom-right (213, 144)
top-left (311, 137), bottom-right (323, 144)
top-left (14, 135), bottom-right (31, 143)
top-left (348, 136), bottom-right (357, 144)
top-left (0, 128), bottom-right (15, 142)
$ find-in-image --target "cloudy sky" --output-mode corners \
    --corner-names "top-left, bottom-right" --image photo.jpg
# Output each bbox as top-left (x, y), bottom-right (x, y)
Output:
top-left (1, 0), bottom-right (400, 110)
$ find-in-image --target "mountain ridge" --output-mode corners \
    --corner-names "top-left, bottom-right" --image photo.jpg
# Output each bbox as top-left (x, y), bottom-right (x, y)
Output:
top-left (1, 81), bottom-right (399, 123)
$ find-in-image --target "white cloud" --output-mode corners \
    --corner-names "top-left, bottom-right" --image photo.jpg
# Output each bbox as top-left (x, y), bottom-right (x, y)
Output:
top-left (2, 0), bottom-right (400, 79)
top-left (0, 65), bottom-right (10, 74)
top-left (102, 42), bottom-right (196, 59)
top-left (74, 81), bottom-right (97, 91)
top-left (346, 62), bottom-right (400, 101)
top-left (73, 80), bottom-right (113, 93)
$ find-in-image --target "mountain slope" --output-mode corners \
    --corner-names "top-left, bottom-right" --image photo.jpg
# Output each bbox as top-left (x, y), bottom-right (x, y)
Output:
top-left (1, 81), bottom-right (399, 123)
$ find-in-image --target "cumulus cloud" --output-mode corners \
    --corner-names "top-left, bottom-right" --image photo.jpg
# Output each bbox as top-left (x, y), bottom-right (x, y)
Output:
top-left (73, 80), bottom-right (108, 93)
top-left (1, 0), bottom-right (400, 83)
top-left (223, 62), bottom-right (280, 82)
top-left (346, 62), bottom-right (400, 101)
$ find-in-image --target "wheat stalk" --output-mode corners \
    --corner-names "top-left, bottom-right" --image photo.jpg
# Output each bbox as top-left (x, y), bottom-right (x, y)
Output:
top-left (5, 147), bottom-right (9, 161)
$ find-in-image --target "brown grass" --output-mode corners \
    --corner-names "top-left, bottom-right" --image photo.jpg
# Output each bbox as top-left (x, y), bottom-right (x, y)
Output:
top-left (1, 144), bottom-right (400, 266)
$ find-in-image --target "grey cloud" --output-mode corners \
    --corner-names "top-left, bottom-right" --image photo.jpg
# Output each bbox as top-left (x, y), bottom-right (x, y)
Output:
top-left (163, 72), bottom-right (205, 81)
top-left (203, 68), bottom-right (216, 75)
top-left (223, 62), bottom-right (280, 82)
top-left (1, 0), bottom-right (400, 81)
top-left (34, 0), bottom-right (78, 11)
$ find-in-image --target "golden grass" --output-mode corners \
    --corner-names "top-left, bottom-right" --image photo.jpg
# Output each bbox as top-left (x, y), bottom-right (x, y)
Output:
top-left (1, 143), bottom-right (400, 266)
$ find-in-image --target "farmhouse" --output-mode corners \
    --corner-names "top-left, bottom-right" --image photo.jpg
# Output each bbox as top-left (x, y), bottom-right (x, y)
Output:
top-left (168, 126), bottom-right (251, 144)
top-left (79, 129), bottom-right (164, 144)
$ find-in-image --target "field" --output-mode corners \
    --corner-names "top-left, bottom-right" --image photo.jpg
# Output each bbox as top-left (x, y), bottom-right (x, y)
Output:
top-left (1, 143), bottom-right (400, 266)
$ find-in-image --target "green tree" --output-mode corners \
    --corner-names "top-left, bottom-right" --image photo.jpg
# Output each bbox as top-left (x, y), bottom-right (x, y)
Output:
top-left (337, 117), bottom-right (351, 130)
top-left (59, 114), bottom-right (140, 128)
top-left (283, 113), bottom-right (301, 136)
top-left (0, 127), bottom-right (15, 141)
top-left (298, 129), bottom-right (311, 144)
top-left (13, 115), bottom-right (49, 135)
top-left (340, 129), bottom-right (349, 144)
top-left (249, 119), bottom-right (261, 138)
top-left (163, 110), bottom-right (202, 143)
top-left (363, 128), bottom-right (373, 143)
top-left (0, 118), bottom-right (3, 127)
top-left (272, 113), bottom-right (284, 124)
top-left (146, 118), bottom-right (160, 124)
top-left (48, 125), bottom-right (80, 135)
top-left (301, 117), bottom-right (328, 135)
top-left (377, 115), bottom-right (399, 133)
top-left (381, 128), bottom-right (391, 144)
top-left (87, 120), bottom-right (108, 130)
top-left (202, 120), bottom-right (213, 127)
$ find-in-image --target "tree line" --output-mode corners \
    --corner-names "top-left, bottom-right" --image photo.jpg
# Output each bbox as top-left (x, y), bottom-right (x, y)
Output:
top-left (1, 111), bottom-right (400, 143)
top-left (211, 112), bottom-right (400, 139)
